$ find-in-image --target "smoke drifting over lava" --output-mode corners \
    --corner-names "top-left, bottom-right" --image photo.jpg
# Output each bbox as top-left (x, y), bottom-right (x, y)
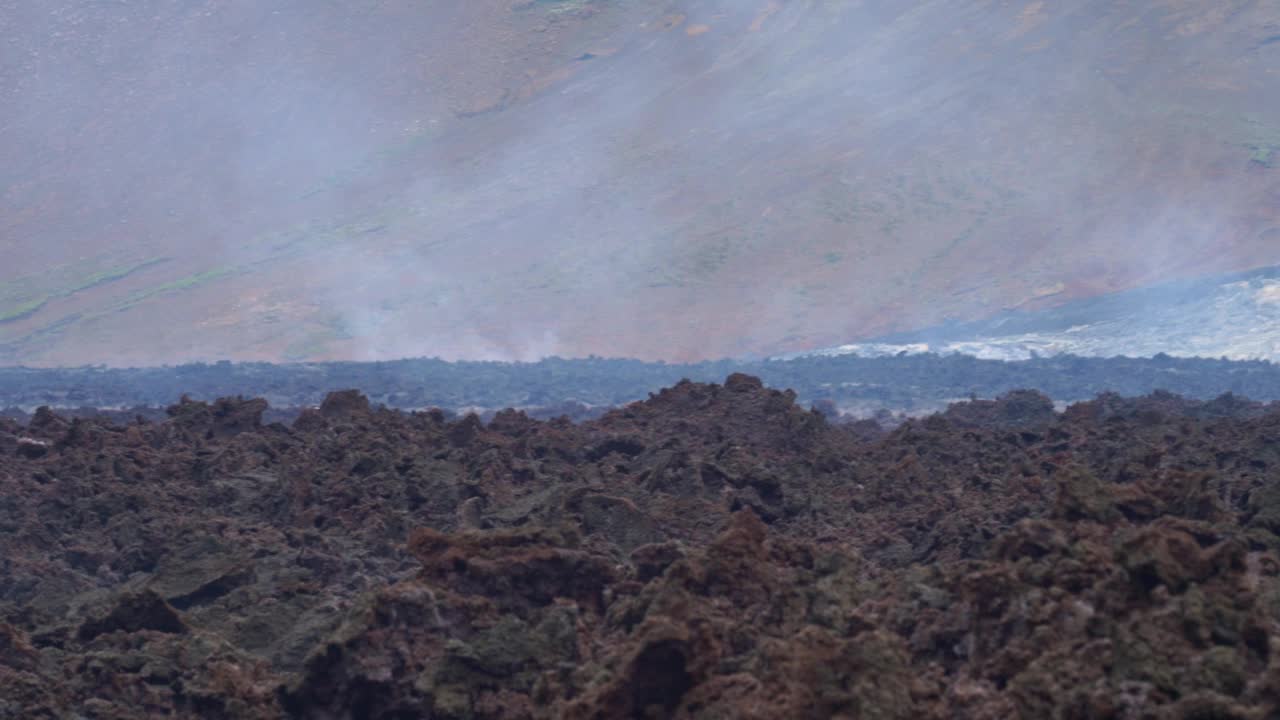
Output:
top-left (2, 0), bottom-right (1278, 365)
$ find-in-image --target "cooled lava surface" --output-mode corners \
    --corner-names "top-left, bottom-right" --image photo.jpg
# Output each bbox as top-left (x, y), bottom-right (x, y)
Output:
top-left (2, 376), bottom-right (1280, 718)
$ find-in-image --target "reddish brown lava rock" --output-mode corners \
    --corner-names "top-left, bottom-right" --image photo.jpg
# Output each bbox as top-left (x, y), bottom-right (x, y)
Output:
top-left (77, 590), bottom-right (188, 642)
top-left (318, 389), bottom-right (372, 419)
top-left (1, 377), bottom-right (1280, 717)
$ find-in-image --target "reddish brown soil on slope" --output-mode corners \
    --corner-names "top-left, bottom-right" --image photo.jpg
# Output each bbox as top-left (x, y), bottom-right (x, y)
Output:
top-left (2, 377), bottom-right (1280, 717)
top-left (3, 0), bottom-right (1280, 365)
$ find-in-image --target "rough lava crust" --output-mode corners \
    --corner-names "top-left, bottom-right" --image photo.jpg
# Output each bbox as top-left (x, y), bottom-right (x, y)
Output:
top-left (1, 375), bottom-right (1279, 717)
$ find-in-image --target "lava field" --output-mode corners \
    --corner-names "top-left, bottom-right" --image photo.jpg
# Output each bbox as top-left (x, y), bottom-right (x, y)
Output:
top-left (2, 375), bottom-right (1280, 718)
top-left (9, 352), bottom-right (1280, 421)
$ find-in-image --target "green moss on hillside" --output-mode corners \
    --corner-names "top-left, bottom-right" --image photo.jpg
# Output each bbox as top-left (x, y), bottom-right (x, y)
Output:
top-left (68, 258), bottom-right (169, 294)
top-left (0, 297), bottom-right (48, 324)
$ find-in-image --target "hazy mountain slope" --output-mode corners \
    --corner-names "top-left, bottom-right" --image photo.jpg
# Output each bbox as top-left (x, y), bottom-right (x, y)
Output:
top-left (810, 263), bottom-right (1280, 362)
top-left (2, 0), bottom-right (1278, 365)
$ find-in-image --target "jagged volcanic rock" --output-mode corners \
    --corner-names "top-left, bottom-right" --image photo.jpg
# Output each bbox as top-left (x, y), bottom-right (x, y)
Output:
top-left (1, 378), bottom-right (1279, 718)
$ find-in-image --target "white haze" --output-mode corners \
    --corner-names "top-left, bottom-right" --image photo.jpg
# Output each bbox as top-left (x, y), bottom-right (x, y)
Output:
top-left (802, 271), bottom-right (1280, 362)
top-left (2, 0), bottom-right (1278, 365)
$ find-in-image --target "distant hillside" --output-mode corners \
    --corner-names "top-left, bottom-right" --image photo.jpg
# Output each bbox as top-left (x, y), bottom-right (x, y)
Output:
top-left (3, 0), bottom-right (1278, 365)
top-left (809, 263), bottom-right (1280, 362)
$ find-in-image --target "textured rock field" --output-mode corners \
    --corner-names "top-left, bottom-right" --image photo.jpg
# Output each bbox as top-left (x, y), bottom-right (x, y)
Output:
top-left (2, 376), bottom-right (1279, 718)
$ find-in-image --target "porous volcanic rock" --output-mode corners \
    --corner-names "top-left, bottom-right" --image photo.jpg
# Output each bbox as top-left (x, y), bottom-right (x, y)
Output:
top-left (1, 378), bottom-right (1279, 717)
